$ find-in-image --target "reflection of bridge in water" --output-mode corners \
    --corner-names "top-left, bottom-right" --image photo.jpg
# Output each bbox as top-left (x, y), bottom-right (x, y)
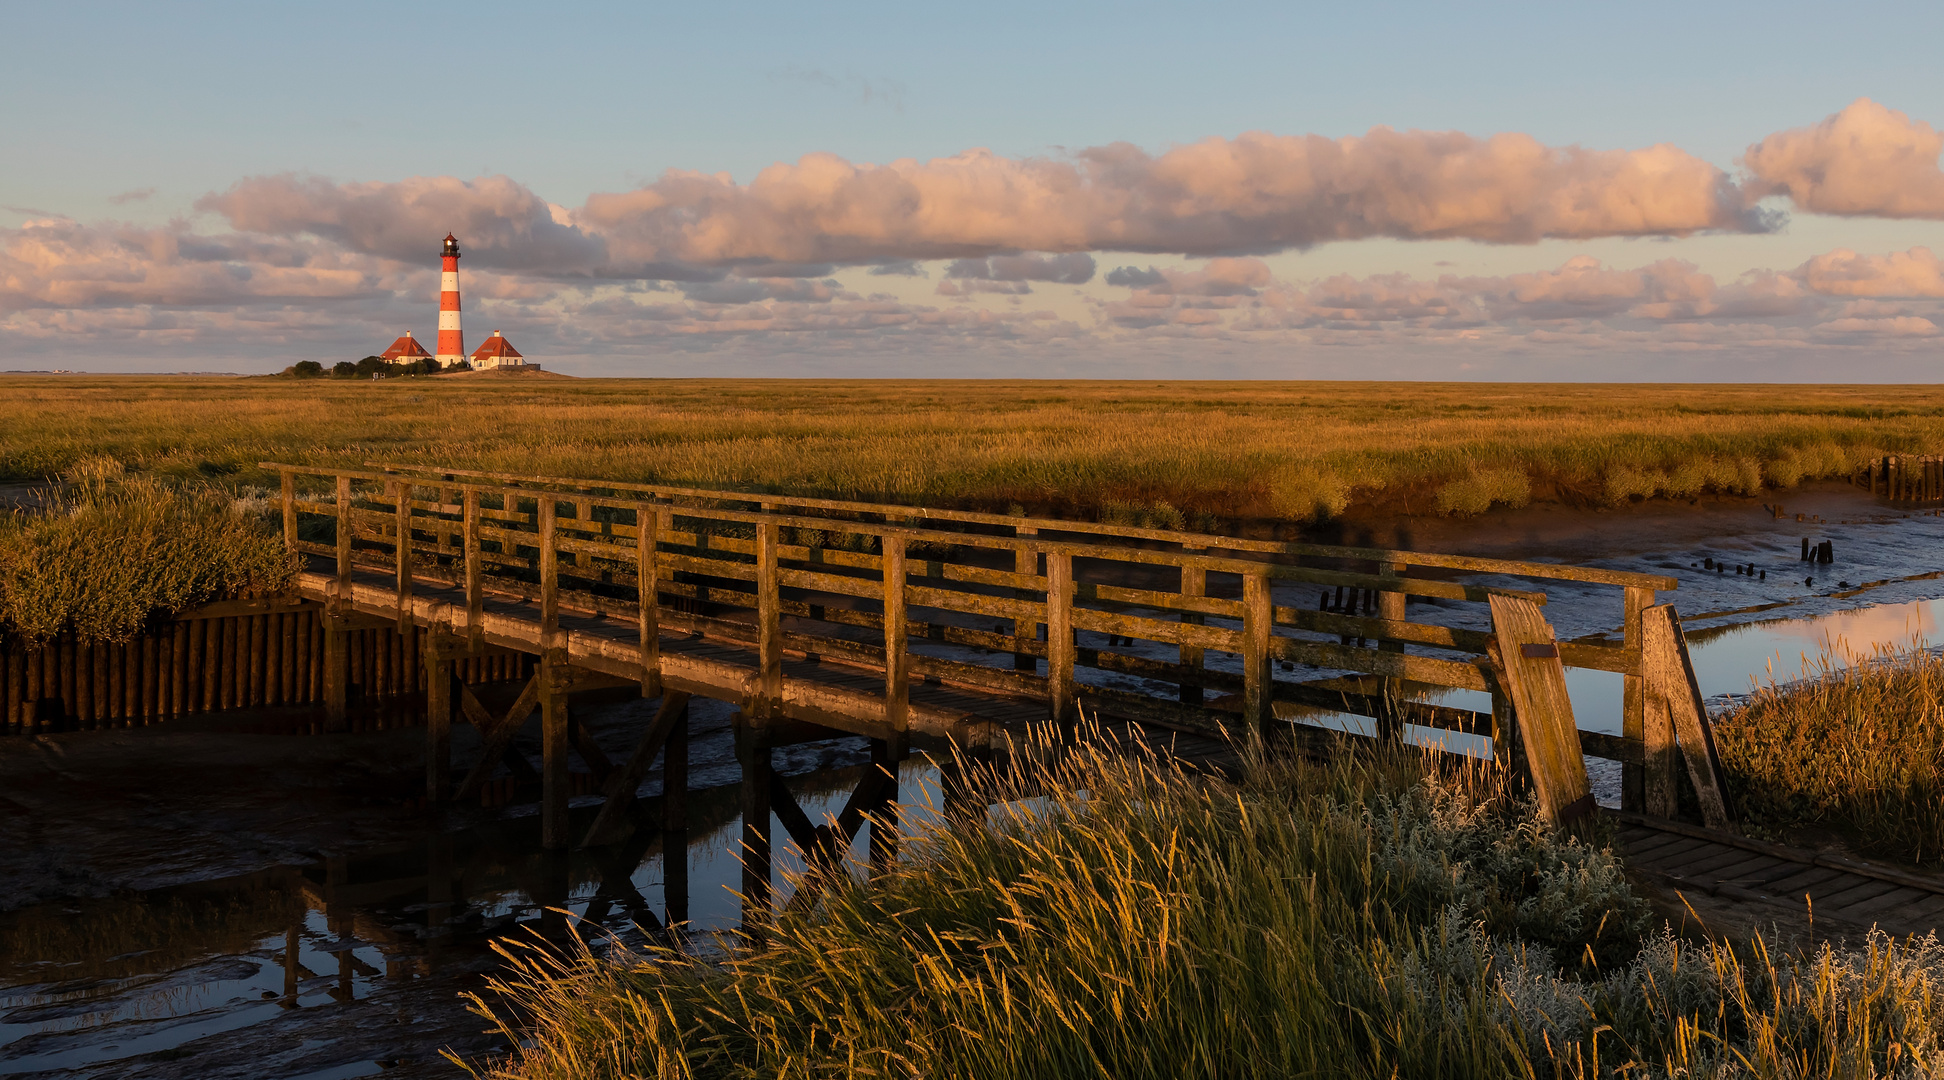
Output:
top-left (269, 460), bottom-right (1688, 931)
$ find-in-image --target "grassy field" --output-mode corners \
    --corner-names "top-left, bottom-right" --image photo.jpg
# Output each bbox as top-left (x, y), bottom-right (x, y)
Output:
top-left (458, 733), bottom-right (1944, 1079)
top-left (4, 377), bottom-right (1943, 524)
top-left (1716, 644), bottom-right (1944, 867)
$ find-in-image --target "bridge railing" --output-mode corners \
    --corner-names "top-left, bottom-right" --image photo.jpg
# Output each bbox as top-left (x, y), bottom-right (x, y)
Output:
top-left (263, 462), bottom-right (1678, 805)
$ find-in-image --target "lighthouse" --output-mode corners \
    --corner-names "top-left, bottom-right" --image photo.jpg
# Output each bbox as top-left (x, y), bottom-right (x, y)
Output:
top-left (435, 233), bottom-right (464, 367)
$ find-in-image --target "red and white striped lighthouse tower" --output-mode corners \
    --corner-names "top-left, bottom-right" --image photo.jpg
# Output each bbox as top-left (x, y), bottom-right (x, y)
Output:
top-left (435, 233), bottom-right (464, 366)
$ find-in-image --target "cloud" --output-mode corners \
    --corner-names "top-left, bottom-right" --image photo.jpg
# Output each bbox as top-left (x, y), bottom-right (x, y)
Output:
top-left (944, 252), bottom-right (1096, 283)
top-left (1096, 249), bottom-right (1944, 338)
top-left (1795, 246), bottom-right (1944, 297)
top-left (196, 173), bottom-right (608, 273)
top-left (1813, 316), bottom-right (1940, 337)
top-left (575, 128), bottom-right (1768, 270)
top-left (0, 217), bottom-right (397, 312)
top-left (107, 188), bottom-right (157, 205)
top-left (1744, 99), bottom-right (1944, 218)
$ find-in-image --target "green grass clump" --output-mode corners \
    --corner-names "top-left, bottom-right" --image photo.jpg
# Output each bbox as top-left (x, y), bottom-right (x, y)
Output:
top-left (457, 732), bottom-right (1944, 1079)
top-left (0, 457), bottom-right (298, 646)
top-left (1716, 645), bottom-right (1944, 867)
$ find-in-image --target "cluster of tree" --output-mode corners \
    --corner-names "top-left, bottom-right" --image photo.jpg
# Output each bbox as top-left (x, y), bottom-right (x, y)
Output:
top-left (282, 357), bottom-right (471, 379)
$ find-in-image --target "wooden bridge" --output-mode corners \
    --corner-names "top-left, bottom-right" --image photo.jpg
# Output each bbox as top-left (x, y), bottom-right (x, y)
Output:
top-left (260, 461), bottom-right (1738, 923)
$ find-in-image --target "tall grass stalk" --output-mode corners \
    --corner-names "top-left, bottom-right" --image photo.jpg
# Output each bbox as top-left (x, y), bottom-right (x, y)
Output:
top-left (1715, 644), bottom-right (1944, 867)
top-left (0, 456), bottom-right (297, 646)
top-left (454, 729), bottom-right (1944, 1078)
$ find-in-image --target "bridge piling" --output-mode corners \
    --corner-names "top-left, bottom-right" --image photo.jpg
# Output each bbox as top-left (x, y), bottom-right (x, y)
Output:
top-left (540, 648), bottom-right (572, 851)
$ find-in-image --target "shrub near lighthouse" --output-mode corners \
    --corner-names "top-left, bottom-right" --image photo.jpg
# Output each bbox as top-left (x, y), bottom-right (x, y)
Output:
top-left (436, 233), bottom-right (464, 367)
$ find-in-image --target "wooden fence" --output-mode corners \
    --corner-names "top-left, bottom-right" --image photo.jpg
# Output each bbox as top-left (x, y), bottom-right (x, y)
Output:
top-left (2, 598), bottom-right (532, 736)
top-left (1856, 454), bottom-right (1944, 503)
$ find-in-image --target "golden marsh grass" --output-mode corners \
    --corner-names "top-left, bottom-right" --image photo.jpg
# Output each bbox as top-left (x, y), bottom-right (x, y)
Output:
top-left (4, 377), bottom-right (1942, 523)
top-left (457, 732), bottom-right (1944, 1079)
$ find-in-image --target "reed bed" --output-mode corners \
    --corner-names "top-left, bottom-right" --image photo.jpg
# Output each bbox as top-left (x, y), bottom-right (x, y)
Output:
top-left (1715, 644), bottom-right (1944, 868)
top-left (457, 731), bottom-right (1944, 1079)
top-left (0, 457), bottom-right (297, 647)
top-left (3, 377), bottom-right (1942, 523)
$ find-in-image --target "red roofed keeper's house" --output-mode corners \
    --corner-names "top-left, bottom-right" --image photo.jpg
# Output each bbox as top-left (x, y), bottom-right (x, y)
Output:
top-left (379, 331), bottom-right (434, 364)
top-left (468, 330), bottom-right (529, 370)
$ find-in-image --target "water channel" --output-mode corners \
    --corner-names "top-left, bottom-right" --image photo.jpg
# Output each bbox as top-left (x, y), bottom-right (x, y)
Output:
top-left (3, 485), bottom-right (1940, 1078)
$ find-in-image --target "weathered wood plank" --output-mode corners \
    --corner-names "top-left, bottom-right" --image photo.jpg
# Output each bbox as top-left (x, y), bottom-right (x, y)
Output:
top-left (1488, 594), bottom-right (1591, 825)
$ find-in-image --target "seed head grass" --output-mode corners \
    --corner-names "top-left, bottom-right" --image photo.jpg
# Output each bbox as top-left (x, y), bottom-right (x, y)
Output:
top-left (455, 728), bottom-right (1944, 1079)
top-left (0, 455), bottom-right (298, 646)
top-left (1716, 643), bottom-right (1944, 867)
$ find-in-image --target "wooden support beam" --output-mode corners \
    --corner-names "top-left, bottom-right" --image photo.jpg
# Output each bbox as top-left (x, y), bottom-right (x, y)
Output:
top-left (453, 674), bottom-right (543, 801)
top-left (663, 705), bottom-right (689, 927)
top-left (322, 618), bottom-right (349, 733)
top-left (424, 625), bottom-right (458, 802)
top-left (541, 649), bottom-right (571, 851)
top-left (578, 690), bottom-right (691, 848)
top-left (568, 713), bottom-right (613, 784)
top-left (739, 714), bottom-right (773, 938)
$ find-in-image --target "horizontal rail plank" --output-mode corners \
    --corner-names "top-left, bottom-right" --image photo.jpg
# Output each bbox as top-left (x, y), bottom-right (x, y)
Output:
top-left (354, 460), bottom-right (1675, 589)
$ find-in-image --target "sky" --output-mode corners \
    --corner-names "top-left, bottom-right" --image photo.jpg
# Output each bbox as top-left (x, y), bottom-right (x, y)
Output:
top-left (5, 0), bottom-right (1944, 379)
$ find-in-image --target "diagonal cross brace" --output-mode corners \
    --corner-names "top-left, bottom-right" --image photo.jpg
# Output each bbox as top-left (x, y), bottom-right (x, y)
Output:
top-left (454, 675), bottom-right (543, 802)
top-left (777, 762), bottom-right (899, 915)
top-left (578, 691), bottom-right (692, 848)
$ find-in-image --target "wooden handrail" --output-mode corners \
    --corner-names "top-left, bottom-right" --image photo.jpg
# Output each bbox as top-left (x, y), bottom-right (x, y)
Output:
top-left (348, 460), bottom-right (1678, 591)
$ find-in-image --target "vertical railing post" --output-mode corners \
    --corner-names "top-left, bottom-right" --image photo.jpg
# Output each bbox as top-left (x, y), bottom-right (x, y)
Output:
top-left (1179, 549), bottom-right (1205, 705)
top-left (539, 494), bottom-right (560, 649)
top-left (1242, 570), bottom-right (1273, 745)
top-left (1622, 586), bottom-right (1653, 812)
top-left (280, 470), bottom-right (296, 553)
top-left (637, 502), bottom-right (662, 698)
top-left (1013, 526), bottom-right (1039, 673)
top-left (463, 487), bottom-right (482, 651)
top-left (1376, 560), bottom-right (1407, 741)
top-left (334, 475), bottom-right (353, 597)
top-left (1046, 551), bottom-right (1075, 732)
top-left (876, 534), bottom-right (909, 870)
top-left (756, 520), bottom-right (781, 717)
top-left (392, 479), bottom-right (412, 631)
